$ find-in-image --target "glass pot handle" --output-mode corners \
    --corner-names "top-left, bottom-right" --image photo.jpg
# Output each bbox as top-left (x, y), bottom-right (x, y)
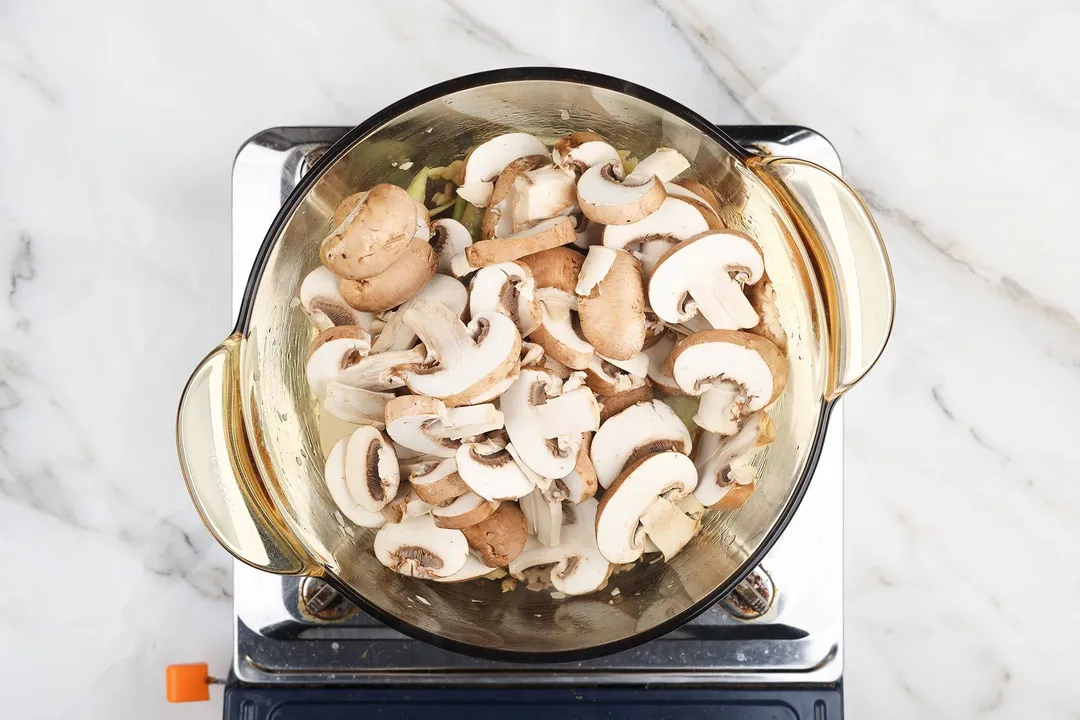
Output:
top-left (750, 157), bottom-right (895, 400)
top-left (176, 335), bottom-right (310, 574)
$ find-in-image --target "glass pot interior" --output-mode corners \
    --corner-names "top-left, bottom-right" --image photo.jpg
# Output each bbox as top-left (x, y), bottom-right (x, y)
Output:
top-left (238, 78), bottom-right (829, 656)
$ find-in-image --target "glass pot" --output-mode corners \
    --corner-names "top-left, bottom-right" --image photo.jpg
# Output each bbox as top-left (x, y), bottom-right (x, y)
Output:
top-left (177, 68), bottom-right (894, 661)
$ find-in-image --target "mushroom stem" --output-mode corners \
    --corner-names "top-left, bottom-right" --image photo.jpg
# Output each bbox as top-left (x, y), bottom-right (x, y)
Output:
top-left (402, 301), bottom-right (473, 360)
top-left (639, 496), bottom-right (699, 561)
top-left (533, 388), bottom-right (600, 439)
top-left (695, 384), bottom-right (747, 436)
top-left (691, 273), bottom-right (759, 330)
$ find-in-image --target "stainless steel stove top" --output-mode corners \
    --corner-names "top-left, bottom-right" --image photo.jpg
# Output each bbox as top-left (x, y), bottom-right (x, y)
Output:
top-left (230, 125), bottom-right (844, 687)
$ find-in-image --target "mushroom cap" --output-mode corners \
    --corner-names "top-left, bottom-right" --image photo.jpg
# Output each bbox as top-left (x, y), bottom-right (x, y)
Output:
top-left (321, 184), bottom-right (419, 280)
top-left (591, 399), bottom-right (693, 489)
top-left (344, 426), bottom-right (400, 512)
top-left (455, 440), bottom-right (536, 502)
top-left (468, 262), bottom-right (542, 337)
top-left (511, 166), bottom-right (578, 232)
top-left (584, 356), bottom-right (649, 397)
top-left (693, 411), bottom-right (774, 508)
top-left (464, 216), bottom-right (576, 270)
top-left (601, 195), bottom-right (710, 252)
top-left (299, 266), bottom-right (375, 330)
top-left (597, 384), bottom-right (655, 423)
top-left (462, 133), bottom-right (550, 186)
top-left (595, 451), bottom-right (698, 564)
top-left (648, 230), bottom-right (765, 328)
top-left (528, 288), bottom-right (595, 370)
top-left (339, 235), bottom-right (437, 312)
top-left (374, 514), bottom-right (469, 578)
top-left (520, 245), bottom-right (585, 293)
top-left (409, 457), bottom-right (470, 506)
top-left (384, 395), bottom-right (461, 458)
top-left (324, 436), bottom-right (387, 528)
top-left (331, 191), bottom-right (367, 228)
top-left (510, 499), bottom-right (612, 595)
top-left (429, 219), bottom-right (474, 275)
top-left (662, 330), bottom-right (787, 409)
top-left (576, 162), bottom-right (666, 225)
top-left (481, 155), bottom-right (552, 240)
top-left (400, 301), bottom-right (522, 406)
top-left (501, 368), bottom-right (585, 479)
top-left (430, 491), bottom-right (500, 530)
top-left (306, 326), bottom-right (372, 400)
top-left (552, 132), bottom-right (622, 176)
top-left (623, 147), bottom-right (690, 185)
top-left (461, 502), bottom-right (528, 567)
top-left (576, 248), bottom-right (645, 361)
top-left (370, 273), bottom-right (468, 353)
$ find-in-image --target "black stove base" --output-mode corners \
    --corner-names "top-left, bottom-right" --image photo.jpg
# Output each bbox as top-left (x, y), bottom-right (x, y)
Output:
top-left (224, 680), bottom-right (842, 719)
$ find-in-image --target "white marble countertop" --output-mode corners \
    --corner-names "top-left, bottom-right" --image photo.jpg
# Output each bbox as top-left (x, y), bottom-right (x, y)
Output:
top-left (2, 0), bottom-right (1077, 717)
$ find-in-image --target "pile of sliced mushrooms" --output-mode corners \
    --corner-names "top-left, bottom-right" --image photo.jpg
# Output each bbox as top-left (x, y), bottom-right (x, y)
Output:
top-left (299, 130), bottom-right (789, 596)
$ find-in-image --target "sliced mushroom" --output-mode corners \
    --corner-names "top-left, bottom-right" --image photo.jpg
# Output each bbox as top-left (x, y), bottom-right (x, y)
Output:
top-left (528, 288), bottom-right (594, 370)
top-left (552, 132), bottom-right (622, 176)
top-left (370, 274), bottom-right (468, 353)
top-left (595, 451), bottom-right (697, 563)
top-left (409, 457), bottom-right (470, 506)
top-left (663, 330), bottom-right (787, 436)
top-left (481, 154), bottom-right (552, 240)
top-left (576, 247), bottom-right (645, 361)
top-left (623, 147), bottom-right (690, 185)
top-left (745, 273), bottom-right (787, 352)
top-left (553, 433), bottom-right (598, 504)
top-left (468, 262), bottom-right (541, 337)
top-left (457, 133), bottom-right (550, 207)
top-left (511, 166), bottom-right (577, 231)
top-left (602, 195), bottom-right (711, 276)
top-left (520, 341), bottom-right (546, 368)
top-left (322, 381), bottom-right (393, 426)
top-left (431, 491), bottom-right (500, 530)
top-left (571, 212), bottom-right (604, 249)
top-left (399, 300), bottom-right (521, 406)
top-left (428, 404), bottom-right (504, 438)
top-left (520, 245), bottom-right (584, 293)
top-left (665, 182), bottom-right (722, 228)
top-left (299, 266), bottom-right (375, 330)
top-left (519, 487), bottom-right (563, 547)
top-left (642, 311), bottom-right (667, 350)
top-left (644, 331), bottom-right (683, 396)
top-left (339, 235), bottom-right (437, 312)
top-left (343, 426), bottom-right (399, 512)
top-left (648, 230), bottom-right (765, 330)
top-left (502, 368), bottom-right (598, 479)
top-left (576, 162), bottom-right (666, 225)
top-left (510, 499), bottom-right (611, 595)
top-left (374, 514), bottom-right (469, 578)
top-left (331, 191), bottom-right (367, 227)
top-left (429, 219), bottom-right (474, 275)
top-left (305, 326), bottom-right (373, 400)
top-left (324, 436), bottom-right (386, 528)
top-left (591, 399), bottom-right (692, 489)
top-left (597, 384), bottom-right (655, 423)
top-left (381, 484), bottom-right (435, 524)
top-left (431, 552), bottom-right (499, 582)
top-left (674, 179), bottom-right (721, 217)
top-left (638, 495), bottom-right (700, 561)
top-left (584, 356), bottom-right (649, 396)
top-left (385, 395), bottom-right (504, 458)
top-left (321, 184), bottom-right (418, 280)
top-left (461, 502), bottom-right (528, 566)
top-left (462, 216), bottom-right (575, 270)
top-left (455, 439), bottom-right (535, 502)
top-left (338, 345), bottom-right (426, 392)
top-left (694, 411), bottom-right (774, 509)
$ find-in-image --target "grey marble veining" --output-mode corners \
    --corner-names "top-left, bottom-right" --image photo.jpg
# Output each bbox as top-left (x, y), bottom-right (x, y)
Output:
top-left (1, 0), bottom-right (1077, 717)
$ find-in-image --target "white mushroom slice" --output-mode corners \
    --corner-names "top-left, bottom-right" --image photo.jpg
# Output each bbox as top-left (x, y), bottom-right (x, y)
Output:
top-left (528, 288), bottom-right (595, 370)
top-left (324, 436), bottom-right (386, 528)
top-left (676, 493), bottom-right (708, 518)
top-left (510, 499), bottom-right (611, 595)
top-left (639, 496), bottom-right (700, 561)
top-left (400, 300), bottom-right (521, 406)
top-left (429, 219), bottom-right (473, 275)
top-left (520, 341), bottom-right (546, 367)
top-left (694, 411), bottom-right (774, 509)
top-left (322, 381), bottom-right (393, 426)
top-left (449, 251), bottom-right (474, 279)
top-left (553, 433), bottom-right (598, 505)
top-left (409, 457), bottom-right (470, 506)
top-left (571, 212), bottom-right (604, 249)
top-left (431, 552), bottom-right (496, 582)
top-left (461, 503), bottom-right (528, 567)
top-left (427, 404), bottom-right (504, 439)
top-left (665, 182), bottom-right (722, 227)
top-left (321, 184), bottom-right (419, 280)
top-left (341, 346), bottom-right (426, 392)
top-left (299, 267), bottom-right (375, 330)
top-left (552, 132), bottom-right (622, 176)
top-left (624, 147), bottom-right (690, 185)
top-left (504, 442), bottom-right (552, 492)
top-left (540, 354), bottom-right (572, 380)
top-left (584, 356), bottom-right (649, 396)
top-left (384, 396), bottom-right (461, 458)
top-left (663, 330), bottom-right (787, 436)
top-left (455, 181), bottom-right (495, 207)
top-left (460, 133), bottom-right (550, 205)
top-left (374, 514), bottom-right (468, 578)
top-left (502, 368), bottom-right (593, 479)
top-left (463, 217), bottom-right (576, 270)
top-left (370, 274), bottom-right (468, 353)
top-left (456, 440), bottom-right (535, 502)
top-left (481, 155), bottom-right (553, 241)
top-left (511, 166), bottom-right (577, 231)
top-left (305, 326), bottom-right (373, 401)
top-left (431, 491), bottom-right (500, 530)
top-left (532, 387), bottom-right (600, 439)
top-left (648, 231), bottom-right (765, 330)
top-left (468, 262), bottom-right (541, 337)
top-left (644, 332), bottom-right (683, 395)
top-left (465, 370), bottom-right (519, 405)
top-left (591, 399), bottom-right (692, 489)
top-left (381, 484), bottom-right (435, 524)
top-left (576, 162), bottom-right (666, 225)
top-left (599, 352), bottom-right (648, 378)
top-left (519, 487), bottom-right (563, 547)
top-left (602, 196), bottom-right (710, 276)
top-left (576, 248), bottom-right (646, 361)
top-left (344, 426), bottom-right (400, 512)
top-left (595, 451), bottom-right (698, 564)
top-left (574, 245), bottom-right (617, 296)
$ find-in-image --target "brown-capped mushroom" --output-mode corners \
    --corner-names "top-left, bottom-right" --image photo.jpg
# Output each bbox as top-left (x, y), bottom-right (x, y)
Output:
top-left (461, 502), bottom-right (528, 567)
top-left (339, 235), bottom-right (437, 312)
top-left (408, 457), bottom-right (470, 506)
top-left (481, 154), bottom-right (552, 241)
top-left (576, 247), bottom-right (646, 361)
top-left (431, 491), bottom-right (500, 530)
top-left (321, 184), bottom-right (419, 280)
top-left (576, 162), bottom-right (666, 225)
top-left (299, 266), bottom-right (375, 330)
top-left (374, 514), bottom-right (469, 578)
top-left (462, 216), bottom-right (575, 271)
top-left (429, 218), bottom-right (474, 274)
top-left (468, 262), bottom-right (542, 337)
top-left (694, 411), bottom-right (774, 509)
top-left (455, 438), bottom-right (535, 502)
top-left (591, 399), bottom-right (692, 489)
top-left (456, 133), bottom-right (550, 207)
top-left (552, 132), bottom-right (622, 176)
top-left (510, 499), bottom-right (611, 595)
top-left (370, 274), bottom-right (467, 353)
top-left (305, 326), bottom-right (373, 401)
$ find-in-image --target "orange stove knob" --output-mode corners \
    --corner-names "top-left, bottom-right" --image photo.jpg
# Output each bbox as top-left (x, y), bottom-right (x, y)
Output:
top-left (165, 663), bottom-right (211, 702)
